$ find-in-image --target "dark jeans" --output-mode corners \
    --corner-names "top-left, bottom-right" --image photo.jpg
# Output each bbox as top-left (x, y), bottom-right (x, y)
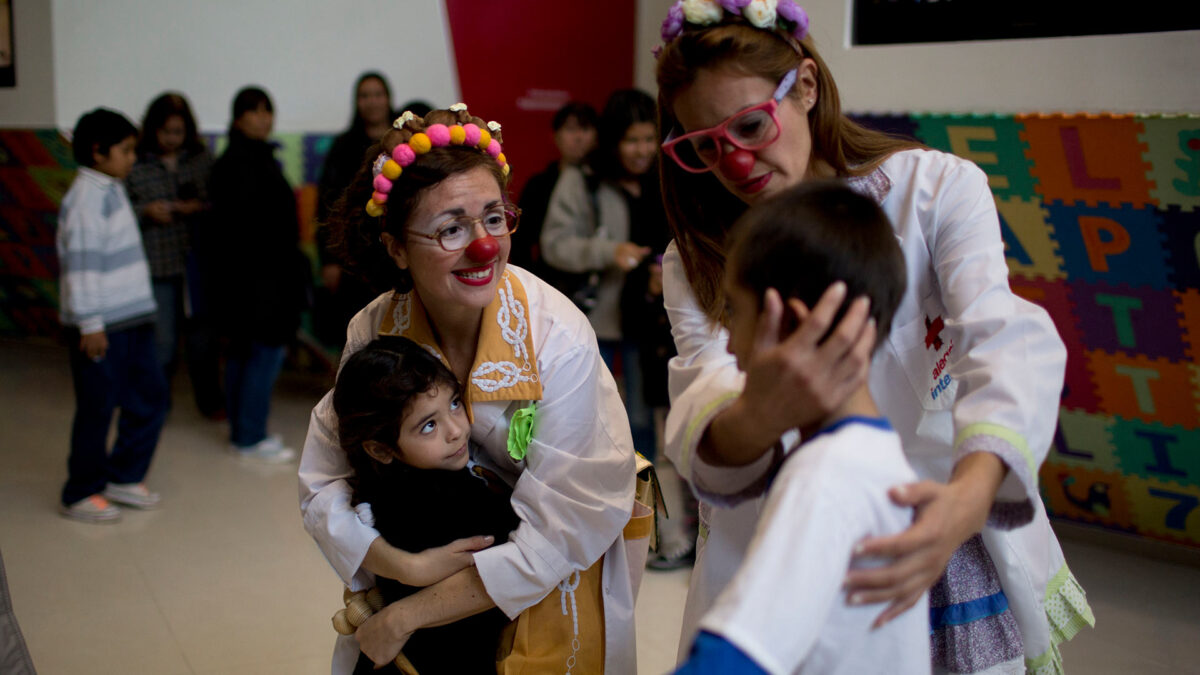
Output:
top-left (63, 323), bottom-right (168, 506)
top-left (225, 341), bottom-right (286, 447)
top-left (599, 338), bottom-right (656, 462)
top-left (152, 277), bottom-right (224, 416)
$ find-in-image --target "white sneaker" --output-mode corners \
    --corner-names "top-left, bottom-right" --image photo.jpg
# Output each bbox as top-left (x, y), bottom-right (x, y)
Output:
top-left (59, 494), bottom-right (122, 523)
top-left (103, 482), bottom-right (162, 509)
top-left (231, 437), bottom-right (296, 464)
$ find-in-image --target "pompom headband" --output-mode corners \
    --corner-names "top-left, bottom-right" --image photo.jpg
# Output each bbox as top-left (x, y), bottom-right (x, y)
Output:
top-left (658, 0), bottom-right (810, 54)
top-left (365, 103), bottom-right (510, 218)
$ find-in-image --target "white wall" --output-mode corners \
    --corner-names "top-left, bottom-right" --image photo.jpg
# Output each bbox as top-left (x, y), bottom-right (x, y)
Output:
top-left (0, 0), bottom-right (56, 126)
top-left (51, 0), bottom-right (460, 133)
top-left (635, 0), bottom-right (1200, 114)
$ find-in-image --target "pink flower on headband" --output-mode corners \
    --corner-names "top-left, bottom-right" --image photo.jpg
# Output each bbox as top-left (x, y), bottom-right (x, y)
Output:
top-left (661, 1), bottom-right (685, 42)
top-left (719, 0), bottom-right (752, 10)
top-left (777, 0), bottom-right (809, 39)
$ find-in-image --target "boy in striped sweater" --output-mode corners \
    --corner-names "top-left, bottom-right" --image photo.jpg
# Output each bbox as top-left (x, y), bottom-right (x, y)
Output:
top-left (57, 108), bottom-right (168, 522)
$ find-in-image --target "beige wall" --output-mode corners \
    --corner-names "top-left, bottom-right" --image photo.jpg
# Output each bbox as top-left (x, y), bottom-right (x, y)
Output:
top-left (0, 0), bottom-right (56, 126)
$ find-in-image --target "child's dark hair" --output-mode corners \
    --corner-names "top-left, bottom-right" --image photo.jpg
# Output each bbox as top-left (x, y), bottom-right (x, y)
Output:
top-left (333, 336), bottom-right (462, 476)
top-left (727, 181), bottom-right (906, 348)
top-left (138, 92), bottom-right (206, 158)
top-left (552, 101), bottom-right (598, 132)
top-left (71, 108), bottom-right (137, 167)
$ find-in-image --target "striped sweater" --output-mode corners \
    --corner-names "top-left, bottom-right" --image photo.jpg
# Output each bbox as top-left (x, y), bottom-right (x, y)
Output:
top-left (57, 167), bottom-right (156, 334)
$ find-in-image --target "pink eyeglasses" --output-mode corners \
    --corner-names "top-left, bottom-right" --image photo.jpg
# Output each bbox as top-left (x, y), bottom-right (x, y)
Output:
top-left (662, 69), bottom-right (798, 174)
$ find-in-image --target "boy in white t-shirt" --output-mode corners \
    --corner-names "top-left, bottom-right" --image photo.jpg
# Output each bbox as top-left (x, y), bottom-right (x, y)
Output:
top-left (675, 182), bottom-right (930, 674)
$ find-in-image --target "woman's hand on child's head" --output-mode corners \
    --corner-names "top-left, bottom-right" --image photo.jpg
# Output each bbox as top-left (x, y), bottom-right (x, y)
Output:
top-left (843, 454), bottom-right (1005, 628)
top-left (401, 535), bottom-right (494, 587)
top-left (738, 284), bottom-right (874, 442)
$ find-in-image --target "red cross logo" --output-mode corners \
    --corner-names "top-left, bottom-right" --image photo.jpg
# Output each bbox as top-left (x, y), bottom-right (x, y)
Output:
top-left (924, 315), bottom-right (945, 351)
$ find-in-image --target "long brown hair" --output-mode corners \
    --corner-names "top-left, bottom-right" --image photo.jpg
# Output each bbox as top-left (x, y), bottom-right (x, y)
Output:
top-left (327, 107), bottom-right (510, 294)
top-left (656, 22), bottom-right (921, 321)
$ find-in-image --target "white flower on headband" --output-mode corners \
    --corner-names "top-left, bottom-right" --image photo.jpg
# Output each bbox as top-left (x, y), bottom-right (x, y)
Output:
top-left (487, 121), bottom-right (502, 133)
top-left (744, 0), bottom-right (778, 28)
top-left (683, 0), bottom-right (723, 24)
top-left (372, 153), bottom-right (389, 177)
top-left (449, 102), bottom-right (468, 112)
top-left (393, 110), bottom-right (416, 129)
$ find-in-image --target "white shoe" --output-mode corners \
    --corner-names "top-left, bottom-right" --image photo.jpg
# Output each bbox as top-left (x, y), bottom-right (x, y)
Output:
top-left (60, 494), bottom-right (122, 523)
top-left (103, 482), bottom-right (162, 509)
top-left (231, 437), bottom-right (296, 464)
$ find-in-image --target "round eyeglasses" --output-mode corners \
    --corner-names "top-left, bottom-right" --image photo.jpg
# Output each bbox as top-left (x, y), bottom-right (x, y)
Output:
top-left (409, 206), bottom-right (521, 253)
top-left (662, 69), bottom-right (798, 174)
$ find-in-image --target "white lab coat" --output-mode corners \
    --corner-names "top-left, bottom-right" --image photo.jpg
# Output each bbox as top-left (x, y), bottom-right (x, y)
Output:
top-left (664, 149), bottom-right (1088, 673)
top-left (299, 265), bottom-right (641, 675)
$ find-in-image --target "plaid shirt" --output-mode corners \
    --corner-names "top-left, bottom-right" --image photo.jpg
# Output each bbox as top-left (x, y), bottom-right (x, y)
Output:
top-left (125, 149), bottom-right (214, 278)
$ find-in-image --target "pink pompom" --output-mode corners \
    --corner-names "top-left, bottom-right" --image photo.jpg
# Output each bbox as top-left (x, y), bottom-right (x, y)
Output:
top-left (392, 143), bottom-right (416, 167)
top-left (463, 123), bottom-right (482, 147)
top-left (426, 124), bottom-right (451, 147)
top-left (373, 174), bottom-right (393, 193)
top-left (372, 191), bottom-right (388, 204)
top-left (485, 140), bottom-right (501, 158)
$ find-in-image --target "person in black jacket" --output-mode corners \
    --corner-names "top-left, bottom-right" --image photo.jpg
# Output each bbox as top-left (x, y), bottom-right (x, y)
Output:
top-left (332, 336), bottom-right (519, 675)
top-left (314, 73), bottom-right (395, 348)
top-left (210, 86), bottom-right (306, 463)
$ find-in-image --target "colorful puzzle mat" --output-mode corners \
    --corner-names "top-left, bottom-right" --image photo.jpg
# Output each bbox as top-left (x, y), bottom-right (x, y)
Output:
top-left (2, 113), bottom-right (1199, 548)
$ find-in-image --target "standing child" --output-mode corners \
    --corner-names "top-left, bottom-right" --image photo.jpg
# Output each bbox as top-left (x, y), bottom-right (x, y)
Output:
top-left (678, 183), bottom-right (1020, 674)
top-left (57, 108), bottom-right (168, 522)
top-left (332, 336), bottom-right (519, 675)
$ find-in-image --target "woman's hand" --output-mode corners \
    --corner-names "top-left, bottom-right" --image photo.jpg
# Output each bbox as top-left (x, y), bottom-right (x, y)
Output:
top-left (172, 199), bottom-right (204, 216)
top-left (701, 283), bottom-right (876, 466)
top-left (355, 601), bottom-right (413, 667)
top-left (844, 453), bottom-right (1007, 627)
top-left (613, 242), bottom-right (651, 272)
top-left (143, 200), bottom-right (173, 224)
top-left (402, 536), bottom-right (493, 587)
top-left (363, 535), bottom-right (493, 587)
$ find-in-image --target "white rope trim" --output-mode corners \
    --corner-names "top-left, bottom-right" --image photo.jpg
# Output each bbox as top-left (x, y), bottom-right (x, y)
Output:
top-left (558, 570), bottom-right (582, 674)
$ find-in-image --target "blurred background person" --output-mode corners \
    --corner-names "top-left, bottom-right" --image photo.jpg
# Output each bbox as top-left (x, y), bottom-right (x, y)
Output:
top-left (126, 92), bottom-right (224, 420)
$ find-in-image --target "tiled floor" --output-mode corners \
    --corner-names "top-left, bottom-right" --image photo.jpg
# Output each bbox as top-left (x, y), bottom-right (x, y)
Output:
top-left (1, 339), bottom-right (1197, 674)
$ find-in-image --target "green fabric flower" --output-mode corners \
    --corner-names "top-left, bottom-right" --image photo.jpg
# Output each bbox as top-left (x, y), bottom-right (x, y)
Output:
top-left (507, 403), bottom-right (537, 461)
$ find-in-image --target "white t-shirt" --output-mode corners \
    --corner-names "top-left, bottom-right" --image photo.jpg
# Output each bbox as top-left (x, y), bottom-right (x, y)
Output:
top-left (697, 417), bottom-right (931, 675)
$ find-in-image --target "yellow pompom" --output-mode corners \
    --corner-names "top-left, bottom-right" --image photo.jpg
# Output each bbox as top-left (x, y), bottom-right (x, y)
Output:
top-left (409, 133), bottom-right (432, 154)
top-left (365, 200), bottom-right (384, 218)
top-left (477, 129), bottom-right (491, 150)
top-left (496, 153), bottom-right (506, 165)
top-left (382, 160), bottom-right (402, 180)
top-left (449, 125), bottom-right (466, 145)
top-left (501, 164), bottom-right (511, 177)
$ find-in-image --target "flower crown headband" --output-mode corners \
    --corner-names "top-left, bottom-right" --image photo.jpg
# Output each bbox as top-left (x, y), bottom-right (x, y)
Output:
top-left (659, 0), bottom-right (810, 52)
top-left (365, 103), bottom-right (510, 218)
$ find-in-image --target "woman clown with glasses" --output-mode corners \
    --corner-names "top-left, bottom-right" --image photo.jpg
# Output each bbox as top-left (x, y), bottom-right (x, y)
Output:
top-left (656, 2), bottom-right (1091, 674)
top-left (299, 105), bottom-right (650, 674)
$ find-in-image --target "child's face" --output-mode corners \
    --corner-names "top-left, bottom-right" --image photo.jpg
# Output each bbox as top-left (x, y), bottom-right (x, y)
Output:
top-left (723, 266), bottom-right (760, 372)
top-left (235, 104), bottom-right (274, 141)
top-left (395, 383), bottom-right (470, 471)
top-left (93, 136), bottom-right (137, 180)
top-left (156, 115), bottom-right (187, 155)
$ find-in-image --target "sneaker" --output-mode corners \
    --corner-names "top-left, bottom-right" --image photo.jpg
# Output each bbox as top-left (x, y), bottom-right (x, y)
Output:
top-left (103, 482), bottom-right (161, 509)
top-left (231, 437), bottom-right (296, 464)
top-left (59, 494), bottom-right (121, 523)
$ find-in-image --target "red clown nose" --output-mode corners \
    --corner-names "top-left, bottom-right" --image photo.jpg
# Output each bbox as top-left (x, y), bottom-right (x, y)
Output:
top-left (465, 235), bottom-right (500, 262)
top-left (718, 149), bottom-right (756, 182)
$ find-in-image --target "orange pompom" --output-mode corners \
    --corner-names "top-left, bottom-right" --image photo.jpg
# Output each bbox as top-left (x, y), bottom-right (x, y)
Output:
top-left (449, 125), bottom-right (466, 145)
top-left (477, 129), bottom-right (491, 150)
top-left (365, 200), bottom-right (385, 218)
top-left (409, 133), bottom-right (432, 154)
top-left (381, 160), bottom-right (402, 180)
